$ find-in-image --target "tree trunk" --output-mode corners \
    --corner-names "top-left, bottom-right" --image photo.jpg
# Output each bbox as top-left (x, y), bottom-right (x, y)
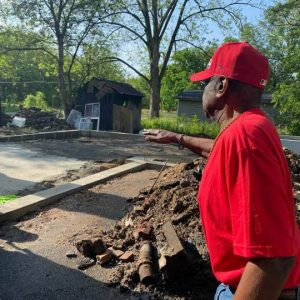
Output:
top-left (150, 74), bottom-right (160, 118)
top-left (57, 38), bottom-right (70, 118)
top-left (149, 42), bottom-right (160, 118)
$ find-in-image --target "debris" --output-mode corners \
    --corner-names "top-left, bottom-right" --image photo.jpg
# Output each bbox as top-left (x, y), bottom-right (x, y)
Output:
top-left (77, 257), bottom-right (95, 270)
top-left (75, 238), bottom-right (105, 258)
top-left (73, 151), bottom-right (300, 298)
top-left (91, 238), bottom-right (105, 256)
top-left (13, 107), bottom-right (71, 131)
top-left (119, 251), bottom-right (134, 262)
top-left (12, 116), bottom-right (26, 127)
top-left (75, 239), bottom-right (93, 257)
top-left (133, 221), bottom-right (152, 240)
top-left (137, 242), bottom-right (155, 285)
top-left (96, 249), bottom-right (113, 265)
top-left (108, 247), bottom-right (124, 258)
top-left (66, 250), bottom-right (77, 258)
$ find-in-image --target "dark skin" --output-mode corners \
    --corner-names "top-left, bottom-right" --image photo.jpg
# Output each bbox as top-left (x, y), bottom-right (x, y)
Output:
top-left (144, 76), bottom-right (296, 299)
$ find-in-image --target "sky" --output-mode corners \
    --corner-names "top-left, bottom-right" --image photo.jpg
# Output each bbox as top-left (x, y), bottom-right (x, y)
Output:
top-left (120, 0), bottom-right (276, 78)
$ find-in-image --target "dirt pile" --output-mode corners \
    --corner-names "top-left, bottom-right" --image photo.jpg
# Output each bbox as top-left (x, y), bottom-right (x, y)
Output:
top-left (284, 148), bottom-right (300, 183)
top-left (72, 150), bottom-right (300, 299)
top-left (14, 107), bottom-right (71, 130)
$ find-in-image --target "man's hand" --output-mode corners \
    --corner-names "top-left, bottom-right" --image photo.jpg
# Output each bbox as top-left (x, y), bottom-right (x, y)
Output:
top-left (143, 129), bottom-right (179, 144)
top-left (143, 128), bottom-right (214, 158)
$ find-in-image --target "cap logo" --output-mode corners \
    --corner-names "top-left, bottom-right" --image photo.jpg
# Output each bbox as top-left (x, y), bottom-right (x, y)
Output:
top-left (260, 79), bottom-right (268, 86)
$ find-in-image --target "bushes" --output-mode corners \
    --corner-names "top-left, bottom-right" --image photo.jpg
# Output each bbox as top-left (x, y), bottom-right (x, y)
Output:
top-left (23, 91), bottom-right (48, 110)
top-left (142, 114), bottom-right (220, 138)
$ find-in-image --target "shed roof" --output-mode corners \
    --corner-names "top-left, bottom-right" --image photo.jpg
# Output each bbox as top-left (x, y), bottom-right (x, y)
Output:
top-left (87, 77), bottom-right (143, 97)
top-left (176, 89), bottom-right (272, 104)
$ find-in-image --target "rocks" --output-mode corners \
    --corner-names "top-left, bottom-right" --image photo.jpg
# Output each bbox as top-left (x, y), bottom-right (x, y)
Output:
top-left (77, 257), bottom-right (95, 270)
top-left (96, 249), bottom-right (113, 265)
top-left (133, 221), bottom-right (152, 240)
top-left (66, 250), bottom-right (77, 258)
top-left (75, 237), bottom-right (105, 258)
top-left (109, 248), bottom-right (124, 258)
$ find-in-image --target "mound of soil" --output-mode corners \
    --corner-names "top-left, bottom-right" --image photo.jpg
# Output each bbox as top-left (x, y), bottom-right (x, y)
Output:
top-left (72, 149), bottom-right (300, 299)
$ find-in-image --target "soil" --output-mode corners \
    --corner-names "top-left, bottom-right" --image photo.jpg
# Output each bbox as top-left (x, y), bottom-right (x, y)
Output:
top-left (17, 160), bottom-right (125, 196)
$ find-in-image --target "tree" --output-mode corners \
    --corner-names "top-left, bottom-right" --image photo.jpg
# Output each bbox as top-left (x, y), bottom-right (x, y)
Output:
top-left (102, 0), bottom-right (257, 117)
top-left (0, 27), bottom-right (58, 106)
top-left (161, 46), bottom-right (216, 111)
top-left (263, 0), bottom-right (300, 133)
top-left (6, 0), bottom-right (111, 117)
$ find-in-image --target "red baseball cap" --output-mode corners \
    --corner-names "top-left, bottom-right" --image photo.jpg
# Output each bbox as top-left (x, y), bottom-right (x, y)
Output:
top-left (190, 41), bottom-right (269, 90)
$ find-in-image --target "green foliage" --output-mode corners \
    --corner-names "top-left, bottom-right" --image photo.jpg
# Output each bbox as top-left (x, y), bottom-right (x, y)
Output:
top-left (0, 195), bottom-right (18, 204)
top-left (142, 115), bottom-right (220, 138)
top-left (272, 82), bottom-right (300, 135)
top-left (127, 76), bottom-right (150, 108)
top-left (23, 91), bottom-right (48, 110)
top-left (160, 46), bottom-right (216, 111)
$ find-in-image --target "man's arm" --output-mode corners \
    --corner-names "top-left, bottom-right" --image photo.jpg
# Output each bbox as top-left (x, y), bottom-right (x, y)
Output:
top-left (233, 256), bottom-right (295, 300)
top-left (143, 129), bottom-right (214, 158)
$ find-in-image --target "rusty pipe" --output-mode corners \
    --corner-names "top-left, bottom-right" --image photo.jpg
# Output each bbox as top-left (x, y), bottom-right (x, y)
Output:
top-left (137, 241), bottom-right (155, 285)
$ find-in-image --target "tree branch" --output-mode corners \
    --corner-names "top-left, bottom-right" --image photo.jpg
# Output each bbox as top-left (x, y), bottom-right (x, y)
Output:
top-left (102, 56), bottom-right (149, 82)
top-left (0, 46), bottom-right (58, 61)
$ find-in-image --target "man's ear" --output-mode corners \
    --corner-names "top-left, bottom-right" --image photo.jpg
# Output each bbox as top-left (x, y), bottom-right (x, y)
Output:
top-left (216, 76), bottom-right (229, 98)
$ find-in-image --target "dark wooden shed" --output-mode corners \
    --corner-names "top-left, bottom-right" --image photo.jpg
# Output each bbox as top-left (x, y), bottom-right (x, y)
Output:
top-left (76, 78), bottom-right (143, 133)
top-left (177, 89), bottom-right (277, 121)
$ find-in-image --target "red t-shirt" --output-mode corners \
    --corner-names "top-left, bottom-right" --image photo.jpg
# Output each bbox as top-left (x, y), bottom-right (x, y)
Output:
top-left (198, 108), bottom-right (300, 288)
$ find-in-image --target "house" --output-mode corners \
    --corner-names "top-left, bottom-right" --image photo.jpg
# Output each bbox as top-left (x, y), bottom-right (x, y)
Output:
top-left (76, 78), bottom-right (143, 133)
top-left (176, 90), bottom-right (276, 121)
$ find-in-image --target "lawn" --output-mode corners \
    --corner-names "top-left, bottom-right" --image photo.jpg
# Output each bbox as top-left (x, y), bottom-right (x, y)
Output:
top-left (141, 109), bottom-right (220, 138)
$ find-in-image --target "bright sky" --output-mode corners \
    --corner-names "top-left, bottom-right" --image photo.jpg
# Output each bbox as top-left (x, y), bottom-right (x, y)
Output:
top-left (120, 0), bottom-right (275, 78)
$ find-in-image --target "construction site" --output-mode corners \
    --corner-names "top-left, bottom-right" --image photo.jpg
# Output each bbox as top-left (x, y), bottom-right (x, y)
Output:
top-left (0, 109), bottom-right (300, 300)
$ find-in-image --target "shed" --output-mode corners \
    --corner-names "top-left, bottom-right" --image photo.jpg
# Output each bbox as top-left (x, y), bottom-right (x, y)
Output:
top-left (176, 90), bottom-right (277, 121)
top-left (76, 78), bottom-right (143, 133)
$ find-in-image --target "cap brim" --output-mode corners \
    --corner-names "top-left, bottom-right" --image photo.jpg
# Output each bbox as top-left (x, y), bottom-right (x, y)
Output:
top-left (190, 70), bottom-right (213, 82)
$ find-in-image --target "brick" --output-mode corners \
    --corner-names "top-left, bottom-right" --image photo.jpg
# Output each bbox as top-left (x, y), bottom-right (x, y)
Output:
top-left (119, 251), bottom-right (134, 262)
top-left (96, 249), bottom-right (113, 265)
top-left (133, 221), bottom-right (152, 240)
top-left (108, 247), bottom-right (124, 258)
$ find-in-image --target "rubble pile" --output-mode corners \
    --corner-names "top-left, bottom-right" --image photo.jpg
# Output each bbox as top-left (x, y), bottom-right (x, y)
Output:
top-left (14, 107), bottom-right (71, 130)
top-left (71, 150), bottom-right (300, 299)
top-left (284, 148), bottom-right (300, 183)
top-left (0, 112), bottom-right (12, 126)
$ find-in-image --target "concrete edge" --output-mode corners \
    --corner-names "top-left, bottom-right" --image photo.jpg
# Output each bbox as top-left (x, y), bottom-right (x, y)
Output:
top-left (280, 135), bottom-right (300, 141)
top-left (127, 156), bottom-right (176, 170)
top-left (0, 130), bottom-right (80, 142)
top-left (0, 129), bottom-right (145, 142)
top-left (0, 161), bottom-right (148, 224)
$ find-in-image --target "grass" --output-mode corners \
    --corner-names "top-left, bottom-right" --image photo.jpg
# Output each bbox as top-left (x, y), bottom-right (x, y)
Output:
top-left (0, 195), bottom-right (18, 205)
top-left (141, 109), bottom-right (220, 138)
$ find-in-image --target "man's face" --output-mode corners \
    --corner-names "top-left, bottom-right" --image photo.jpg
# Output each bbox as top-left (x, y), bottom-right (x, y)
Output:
top-left (202, 76), bottom-right (219, 120)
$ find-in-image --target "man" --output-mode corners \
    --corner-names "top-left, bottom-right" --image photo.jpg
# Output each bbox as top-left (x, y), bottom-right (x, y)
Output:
top-left (144, 42), bottom-right (300, 299)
